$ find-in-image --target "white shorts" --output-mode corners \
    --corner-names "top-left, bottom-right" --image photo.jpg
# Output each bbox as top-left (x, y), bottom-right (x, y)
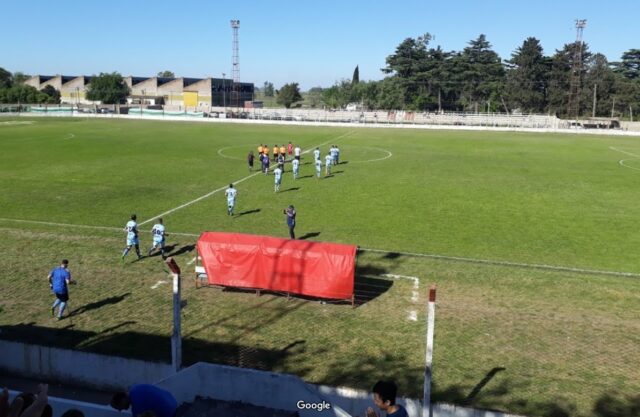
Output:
top-left (127, 237), bottom-right (139, 246)
top-left (153, 238), bottom-right (165, 247)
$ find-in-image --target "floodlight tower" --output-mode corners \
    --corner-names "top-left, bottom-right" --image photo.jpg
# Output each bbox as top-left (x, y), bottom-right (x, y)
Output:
top-left (230, 19), bottom-right (240, 107)
top-left (568, 19), bottom-right (586, 119)
top-left (231, 20), bottom-right (240, 83)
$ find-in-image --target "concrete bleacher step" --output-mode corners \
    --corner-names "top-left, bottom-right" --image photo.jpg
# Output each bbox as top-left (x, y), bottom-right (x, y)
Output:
top-left (176, 397), bottom-right (299, 417)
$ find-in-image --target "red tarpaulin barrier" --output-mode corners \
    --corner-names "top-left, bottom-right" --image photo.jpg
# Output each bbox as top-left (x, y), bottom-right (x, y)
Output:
top-left (197, 232), bottom-right (357, 300)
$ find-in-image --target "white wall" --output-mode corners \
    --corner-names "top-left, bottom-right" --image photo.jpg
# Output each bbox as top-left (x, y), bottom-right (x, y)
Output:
top-left (0, 340), bottom-right (173, 391)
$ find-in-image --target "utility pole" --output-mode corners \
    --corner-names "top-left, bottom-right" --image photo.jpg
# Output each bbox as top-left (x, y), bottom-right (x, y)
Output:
top-left (222, 73), bottom-right (226, 110)
top-left (611, 97), bottom-right (616, 118)
top-left (592, 84), bottom-right (597, 118)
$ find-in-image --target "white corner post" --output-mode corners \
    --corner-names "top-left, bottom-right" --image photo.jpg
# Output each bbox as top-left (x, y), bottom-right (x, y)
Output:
top-left (166, 257), bottom-right (182, 373)
top-left (423, 285), bottom-right (436, 417)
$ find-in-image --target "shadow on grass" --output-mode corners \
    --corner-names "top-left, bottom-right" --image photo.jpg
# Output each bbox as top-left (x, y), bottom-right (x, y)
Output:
top-left (1, 324), bottom-right (638, 417)
top-left (279, 187), bottom-right (300, 193)
top-left (235, 209), bottom-right (261, 218)
top-left (148, 244), bottom-right (177, 258)
top-left (0, 322), bottom-right (298, 372)
top-left (67, 293), bottom-right (131, 318)
top-left (298, 232), bottom-right (321, 240)
top-left (297, 175), bottom-right (313, 180)
top-left (168, 244), bottom-right (196, 258)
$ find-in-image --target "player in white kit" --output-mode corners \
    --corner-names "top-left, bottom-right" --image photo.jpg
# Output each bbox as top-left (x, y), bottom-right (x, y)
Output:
top-left (225, 184), bottom-right (238, 216)
top-left (292, 158), bottom-right (300, 179)
top-left (273, 166), bottom-right (282, 192)
top-left (122, 214), bottom-right (142, 261)
top-left (148, 218), bottom-right (168, 258)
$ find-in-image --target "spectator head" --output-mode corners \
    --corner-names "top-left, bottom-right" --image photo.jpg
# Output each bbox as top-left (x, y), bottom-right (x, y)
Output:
top-left (41, 404), bottom-right (53, 417)
top-left (61, 409), bottom-right (85, 417)
top-left (372, 380), bottom-right (397, 410)
top-left (110, 391), bottom-right (130, 411)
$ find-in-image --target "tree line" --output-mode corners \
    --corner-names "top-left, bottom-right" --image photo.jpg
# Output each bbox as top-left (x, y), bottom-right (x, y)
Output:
top-left (317, 34), bottom-right (640, 117)
top-left (0, 69), bottom-right (60, 104)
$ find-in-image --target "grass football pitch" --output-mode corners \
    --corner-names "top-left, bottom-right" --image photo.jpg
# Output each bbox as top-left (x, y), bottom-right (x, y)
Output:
top-left (0, 117), bottom-right (639, 417)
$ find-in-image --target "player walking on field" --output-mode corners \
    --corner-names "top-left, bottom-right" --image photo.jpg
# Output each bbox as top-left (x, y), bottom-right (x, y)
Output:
top-left (287, 142), bottom-right (293, 156)
top-left (313, 147), bottom-right (320, 162)
top-left (122, 214), bottom-right (142, 261)
top-left (148, 218), bottom-right (168, 259)
top-left (48, 259), bottom-right (74, 320)
top-left (325, 153), bottom-right (333, 176)
top-left (292, 157), bottom-right (300, 179)
top-left (315, 157), bottom-right (322, 179)
top-left (247, 151), bottom-right (255, 172)
top-left (225, 184), bottom-right (237, 216)
top-left (273, 166), bottom-right (282, 192)
top-left (294, 145), bottom-right (301, 161)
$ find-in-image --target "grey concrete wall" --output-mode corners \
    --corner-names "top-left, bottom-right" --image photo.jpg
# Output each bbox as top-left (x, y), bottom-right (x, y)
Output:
top-left (0, 340), bottom-right (173, 391)
top-left (155, 363), bottom-right (352, 417)
top-left (156, 363), bottom-right (525, 417)
top-left (0, 341), bottom-right (526, 417)
top-left (621, 121), bottom-right (640, 131)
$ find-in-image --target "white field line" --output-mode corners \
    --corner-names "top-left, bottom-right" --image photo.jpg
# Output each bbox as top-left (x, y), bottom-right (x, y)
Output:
top-left (619, 160), bottom-right (640, 171)
top-left (139, 172), bottom-right (263, 226)
top-left (348, 147), bottom-right (393, 164)
top-left (186, 256), bottom-right (197, 265)
top-left (360, 247), bottom-right (640, 278)
top-left (151, 280), bottom-right (168, 289)
top-left (610, 146), bottom-right (640, 158)
top-left (610, 147), bottom-right (640, 172)
top-left (363, 273), bottom-right (420, 321)
top-left (0, 218), bottom-right (199, 237)
top-left (2, 217), bottom-right (640, 279)
top-left (64, 133), bottom-right (75, 140)
top-left (140, 130), bottom-right (355, 226)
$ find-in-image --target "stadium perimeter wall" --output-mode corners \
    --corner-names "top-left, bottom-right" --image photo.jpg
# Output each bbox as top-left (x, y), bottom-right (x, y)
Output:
top-left (9, 111), bottom-right (640, 137)
top-left (0, 340), bottom-right (522, 417)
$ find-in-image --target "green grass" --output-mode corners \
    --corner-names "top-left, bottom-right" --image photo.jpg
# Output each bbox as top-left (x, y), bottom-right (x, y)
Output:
top-left (1, 117), bottom-right (639, 417)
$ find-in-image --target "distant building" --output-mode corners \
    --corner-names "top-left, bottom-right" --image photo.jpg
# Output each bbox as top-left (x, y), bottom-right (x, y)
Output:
top-left (24, 75), bottom-right (254, 109)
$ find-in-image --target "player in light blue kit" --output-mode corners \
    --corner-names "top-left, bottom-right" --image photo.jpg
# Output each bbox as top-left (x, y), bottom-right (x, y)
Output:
top-left (273, 166), bottom-right (283, 192)
top-left (325, 153), bottom-right (333, 176)
top-left (330, 145), bottom-right (338, 165)
top-left (292, 158), bottom-right (300, 179)
top-left (313, 147), bottom-right (321, 162)
top-left (122, 214), bottom-right (142, 261)
top-left (225, 183), bottom-right (237, 216)
top-left (335, 145), bottom-right (341, 164)
top-left (148, 218), bottom-right (168, 259)
top-left (315, 158), bottom-right (322, 179)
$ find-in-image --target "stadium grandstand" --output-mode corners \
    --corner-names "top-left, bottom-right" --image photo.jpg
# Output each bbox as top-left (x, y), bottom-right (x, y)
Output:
top-left (24, 75), bottom-right (254, 111)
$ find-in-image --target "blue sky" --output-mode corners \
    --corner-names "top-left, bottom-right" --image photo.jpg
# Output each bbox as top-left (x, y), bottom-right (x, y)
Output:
top-left (1, 0), bottom-right (638, 90)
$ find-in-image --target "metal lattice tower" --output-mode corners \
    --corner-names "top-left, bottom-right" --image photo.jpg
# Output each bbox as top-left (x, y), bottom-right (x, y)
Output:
top-left (568, 19), bottom-right (586, 118)
top-left (231, 20), bottom-right (240, 83)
